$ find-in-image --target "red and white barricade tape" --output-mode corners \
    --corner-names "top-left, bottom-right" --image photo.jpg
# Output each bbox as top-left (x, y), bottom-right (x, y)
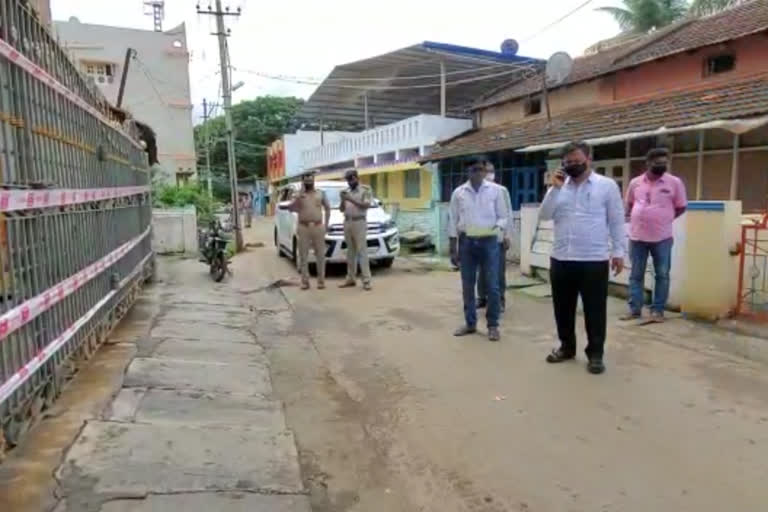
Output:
top-left (0, 38), bottom-right (143, 150)
top-left (0, 251), bottom-right (153, 404)
top-left (0, 227), bottom-right (150, 342)
top-left (0, 185), bottom-right (149, 213)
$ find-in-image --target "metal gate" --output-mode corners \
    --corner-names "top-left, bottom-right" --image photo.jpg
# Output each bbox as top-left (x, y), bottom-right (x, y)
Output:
top-left (0, 1), bottom-right (152, 452)
top-left (736, 214), bottom-right (768, 318)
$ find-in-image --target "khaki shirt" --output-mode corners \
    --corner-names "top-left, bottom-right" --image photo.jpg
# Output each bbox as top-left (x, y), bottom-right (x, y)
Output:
top-left (340, 185), bottom-right (372, 220)
top-left (290, 189), bottom-right (330, 223)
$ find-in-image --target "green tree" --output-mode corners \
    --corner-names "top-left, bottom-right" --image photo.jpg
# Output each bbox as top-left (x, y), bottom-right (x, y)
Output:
top-left (596, 0), bottom-right (688, 33)
top-left (688, 0), bottom-right (745, 16)
top-left (195, 95), bottom-right (304, 197)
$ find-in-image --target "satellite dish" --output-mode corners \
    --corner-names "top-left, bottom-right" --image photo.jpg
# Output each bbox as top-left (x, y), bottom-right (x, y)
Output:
top-left (545, 51), bottom-right (573, 86)
top-left (500, 39), bottom-right (519, 56)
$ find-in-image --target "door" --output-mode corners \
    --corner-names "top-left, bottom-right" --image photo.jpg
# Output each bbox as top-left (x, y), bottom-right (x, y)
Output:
top-left (511, 167), bottom-right (541, 211)
top-left (593, 159), bottom-right (627, 196)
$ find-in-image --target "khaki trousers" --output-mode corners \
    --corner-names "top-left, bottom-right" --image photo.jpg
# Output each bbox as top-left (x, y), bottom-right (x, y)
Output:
top-left (344, 219), bottom-right (371, 283)
top-left (297, 223), bottom-right (326, 284)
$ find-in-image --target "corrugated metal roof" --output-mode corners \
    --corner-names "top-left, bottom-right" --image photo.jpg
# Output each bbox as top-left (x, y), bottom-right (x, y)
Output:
top-left (297, 41), bottom-right (542, 129)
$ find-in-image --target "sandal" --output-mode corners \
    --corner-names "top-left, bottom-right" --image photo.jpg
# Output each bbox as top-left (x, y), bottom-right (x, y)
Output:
top-left (546, 348), bottom-right (575, 363)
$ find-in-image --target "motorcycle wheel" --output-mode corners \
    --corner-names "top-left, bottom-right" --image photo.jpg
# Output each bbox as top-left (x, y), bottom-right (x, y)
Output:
top-left (211, 254), bottom-right (227, 282)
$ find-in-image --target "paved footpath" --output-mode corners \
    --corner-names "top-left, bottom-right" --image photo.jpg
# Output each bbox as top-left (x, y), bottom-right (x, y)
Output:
top-left (53, 260), bottom-right (310, 512)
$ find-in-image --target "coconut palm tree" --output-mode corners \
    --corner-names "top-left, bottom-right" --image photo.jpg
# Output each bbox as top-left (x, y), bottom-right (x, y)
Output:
top-left (596, 0), bottom-right (689, 33)
top-left (688, 0), bottom-right (746, 16)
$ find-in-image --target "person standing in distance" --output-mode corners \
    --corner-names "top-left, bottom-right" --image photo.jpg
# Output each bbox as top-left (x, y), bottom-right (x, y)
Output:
top-left (339, 169), bottom-right (373, 291)
top-left (539, 141), bottom-right (626, 374)
top-left (449, 156), bottom-right (510, 342)
top-left (287, 172), bottom-right (331, 290)
top-left (622, 147), bottom-right (687, 322)
top-left (477, 162), bottom-right (513, 312)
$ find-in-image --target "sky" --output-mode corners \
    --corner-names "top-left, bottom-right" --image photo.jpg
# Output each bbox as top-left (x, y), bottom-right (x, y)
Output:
top-left (50, 0), bottom-right (623, 122)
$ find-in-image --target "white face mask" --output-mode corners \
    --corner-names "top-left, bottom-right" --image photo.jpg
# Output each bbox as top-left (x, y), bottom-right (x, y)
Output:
top-left (485, 172), bottom-right (495, 182)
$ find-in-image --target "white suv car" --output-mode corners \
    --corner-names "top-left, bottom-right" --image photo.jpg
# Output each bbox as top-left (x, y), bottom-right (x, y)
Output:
top-left (274, 180), bottom-right (400, 268)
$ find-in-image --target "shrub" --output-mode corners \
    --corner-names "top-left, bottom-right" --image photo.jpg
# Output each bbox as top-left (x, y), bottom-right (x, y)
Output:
top-left (152, 183), bottom-right (221, 226)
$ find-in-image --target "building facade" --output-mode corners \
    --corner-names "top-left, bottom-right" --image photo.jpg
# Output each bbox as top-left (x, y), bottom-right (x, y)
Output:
top-left (427, 1), bottom-right (768, 259)
top-left (54, 17), bottom-right (197, 185)
top-left (431, 2), bottom-right (768, 211)
top-left (292, 41), bottom-right (540, 249)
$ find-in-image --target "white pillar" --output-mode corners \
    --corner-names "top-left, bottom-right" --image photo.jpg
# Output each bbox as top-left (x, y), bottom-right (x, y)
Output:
top-left (729, 134), bottom-right (740, 200)
top-left (440, 60), bottom-right (446, 117)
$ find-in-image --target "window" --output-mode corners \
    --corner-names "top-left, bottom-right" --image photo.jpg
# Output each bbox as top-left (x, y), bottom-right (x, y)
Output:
top-left (704, 54), bottom-right (735, 76)
top-left (404, 169), bottom-right (421, 198)
top-left (524, 96), bottom-right (542, 116)
top-left (81, 60), bottom-right (115, 84)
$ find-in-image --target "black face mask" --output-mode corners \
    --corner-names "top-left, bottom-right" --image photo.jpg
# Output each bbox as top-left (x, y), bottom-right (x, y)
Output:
top-left (650, 164), bottom-right (667, 176)
top-left (564, 163), bottom-right (587, 178)
top-left (304, 182), bottom-right (314, 190)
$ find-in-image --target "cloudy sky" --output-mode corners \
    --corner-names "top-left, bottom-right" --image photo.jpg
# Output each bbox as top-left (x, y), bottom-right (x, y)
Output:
top-left (51, 0), bottom-right (623, 121)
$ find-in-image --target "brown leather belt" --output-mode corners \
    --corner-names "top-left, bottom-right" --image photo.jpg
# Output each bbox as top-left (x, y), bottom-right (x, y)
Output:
top-left (299, 220), bottom-right (323, 226)
top-left (345, 216), bottom-right (366, 222)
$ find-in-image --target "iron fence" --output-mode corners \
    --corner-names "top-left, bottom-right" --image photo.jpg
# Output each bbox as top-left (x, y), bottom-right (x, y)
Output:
top-left (0, 1), bottom-right (152, 452)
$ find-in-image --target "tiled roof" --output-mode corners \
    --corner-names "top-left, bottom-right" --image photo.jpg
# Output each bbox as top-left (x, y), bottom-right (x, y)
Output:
top-left (428, 75), bottom-right (768, 160)
top-left (474, 0), bottom-right (768, 109)
top-left (614, 0), bottom-right (768, 68)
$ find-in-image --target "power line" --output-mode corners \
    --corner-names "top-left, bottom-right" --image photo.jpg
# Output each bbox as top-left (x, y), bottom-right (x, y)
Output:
top-left (521, 0), bottom-right (595, 43)
top-left (234, 64), bottom-right (540, 90)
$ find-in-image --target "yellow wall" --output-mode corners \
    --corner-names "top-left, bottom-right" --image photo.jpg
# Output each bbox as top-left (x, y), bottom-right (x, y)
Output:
top-left (361, 168), bottom-right (432, 210)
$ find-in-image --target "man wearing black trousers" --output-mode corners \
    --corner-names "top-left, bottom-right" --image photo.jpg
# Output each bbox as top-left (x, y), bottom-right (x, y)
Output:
top-left (538, 141), bottom-right (626, 374)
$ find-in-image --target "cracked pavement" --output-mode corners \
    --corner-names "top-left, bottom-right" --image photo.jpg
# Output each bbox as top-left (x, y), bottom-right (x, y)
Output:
top-left (52, 258), bottom-right (310, 512)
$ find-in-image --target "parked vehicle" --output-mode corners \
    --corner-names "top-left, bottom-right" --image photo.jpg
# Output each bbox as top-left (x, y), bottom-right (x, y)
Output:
top-left (274, 180), bottom-right (400, 268)
top-left (199, 219), bottom-right (231, 282)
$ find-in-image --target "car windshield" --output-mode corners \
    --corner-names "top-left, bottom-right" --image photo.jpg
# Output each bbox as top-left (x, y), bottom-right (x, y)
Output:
top-left (320, 187), bottom-right (343, 208)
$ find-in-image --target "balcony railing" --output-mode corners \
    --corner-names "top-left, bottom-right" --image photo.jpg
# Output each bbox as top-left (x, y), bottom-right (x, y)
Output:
top-left (302, 114), bottom-right (472, 170)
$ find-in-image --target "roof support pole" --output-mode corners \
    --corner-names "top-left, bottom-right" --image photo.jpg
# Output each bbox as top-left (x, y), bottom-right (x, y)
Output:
top-left (730, 133), bottom-right (740, 200)
top-left (364, 92), bottom-right (369, 129)
top-left (696, 130), bottom-right (704, 200)
top-left (623, 139), bottom-right (631, 194)
top-left (440, 60), bottom-right (446, 117)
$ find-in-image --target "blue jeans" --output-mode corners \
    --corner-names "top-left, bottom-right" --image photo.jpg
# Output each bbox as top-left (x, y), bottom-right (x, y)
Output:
top-left (628, 238), bottom-right (673, 315)
top-left (459, 236), bottom-right (500, 328)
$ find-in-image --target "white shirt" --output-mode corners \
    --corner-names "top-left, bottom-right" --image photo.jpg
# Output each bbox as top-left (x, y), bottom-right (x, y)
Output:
top-left (448, 180), bottom-right (509, 238)
top-left (539, 171), bottom-right (626, 261)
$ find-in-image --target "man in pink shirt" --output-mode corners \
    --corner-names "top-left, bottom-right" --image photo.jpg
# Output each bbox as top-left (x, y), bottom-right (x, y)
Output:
top-left (622, 147), bottom-right (687, 322)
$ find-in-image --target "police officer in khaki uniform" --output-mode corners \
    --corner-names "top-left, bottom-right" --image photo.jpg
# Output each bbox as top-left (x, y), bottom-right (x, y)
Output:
top-left (288, 172), bottom-right (331, 290)
top-left (339, 169), bottom-right (373, 291)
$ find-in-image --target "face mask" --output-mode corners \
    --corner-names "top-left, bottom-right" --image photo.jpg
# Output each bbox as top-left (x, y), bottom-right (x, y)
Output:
top-left (564, 163), bottom-right (587, 178)
top-left (304, 182), bottom-right (314, 190)
top-left (650, 164), bottom-right (667, 176)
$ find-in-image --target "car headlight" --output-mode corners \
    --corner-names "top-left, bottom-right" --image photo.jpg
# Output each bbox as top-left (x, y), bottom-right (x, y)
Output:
top-left (382, 220), bottom-right (396, 231)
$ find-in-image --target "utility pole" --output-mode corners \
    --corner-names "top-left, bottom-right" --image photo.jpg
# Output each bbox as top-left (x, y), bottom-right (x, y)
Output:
top-left (116, 48), bottom-right (135, 108)
top-left (202, 98), bottom-right (213, 199)
top-left (197, 1), bottom-right (243, 251)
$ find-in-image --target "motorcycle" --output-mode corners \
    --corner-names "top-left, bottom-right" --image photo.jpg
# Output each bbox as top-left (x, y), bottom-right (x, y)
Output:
top-left (199, 219), bottom-right (231, 282)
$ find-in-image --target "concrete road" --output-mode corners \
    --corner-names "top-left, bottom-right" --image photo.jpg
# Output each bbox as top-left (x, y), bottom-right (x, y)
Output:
top-left (238, 219), bottom-right (768, 512)
top-left (50, 258), bottom-right (310, 512)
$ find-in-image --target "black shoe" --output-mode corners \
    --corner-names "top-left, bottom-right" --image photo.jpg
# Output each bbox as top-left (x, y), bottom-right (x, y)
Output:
top-left (477, 299), bottom-right (487, 309)
top-left (587, 357), bottom-right (605, 374)
top-left (454, 325), bottom-right (477, 337)
top-left (546, 348), bottom-right (576, 363)
top-left (488, 327), bottom-right (500, 342)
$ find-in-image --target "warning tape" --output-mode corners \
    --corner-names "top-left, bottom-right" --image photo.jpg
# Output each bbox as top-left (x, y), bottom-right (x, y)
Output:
top-left (0, 38), bottom-right (143, 150)
top-left (0, 185), bottom-right (149, 213)
top-left (0, 227), bottom-right (150, 343)
top-left (0, 251), bottom-right (153, 405)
